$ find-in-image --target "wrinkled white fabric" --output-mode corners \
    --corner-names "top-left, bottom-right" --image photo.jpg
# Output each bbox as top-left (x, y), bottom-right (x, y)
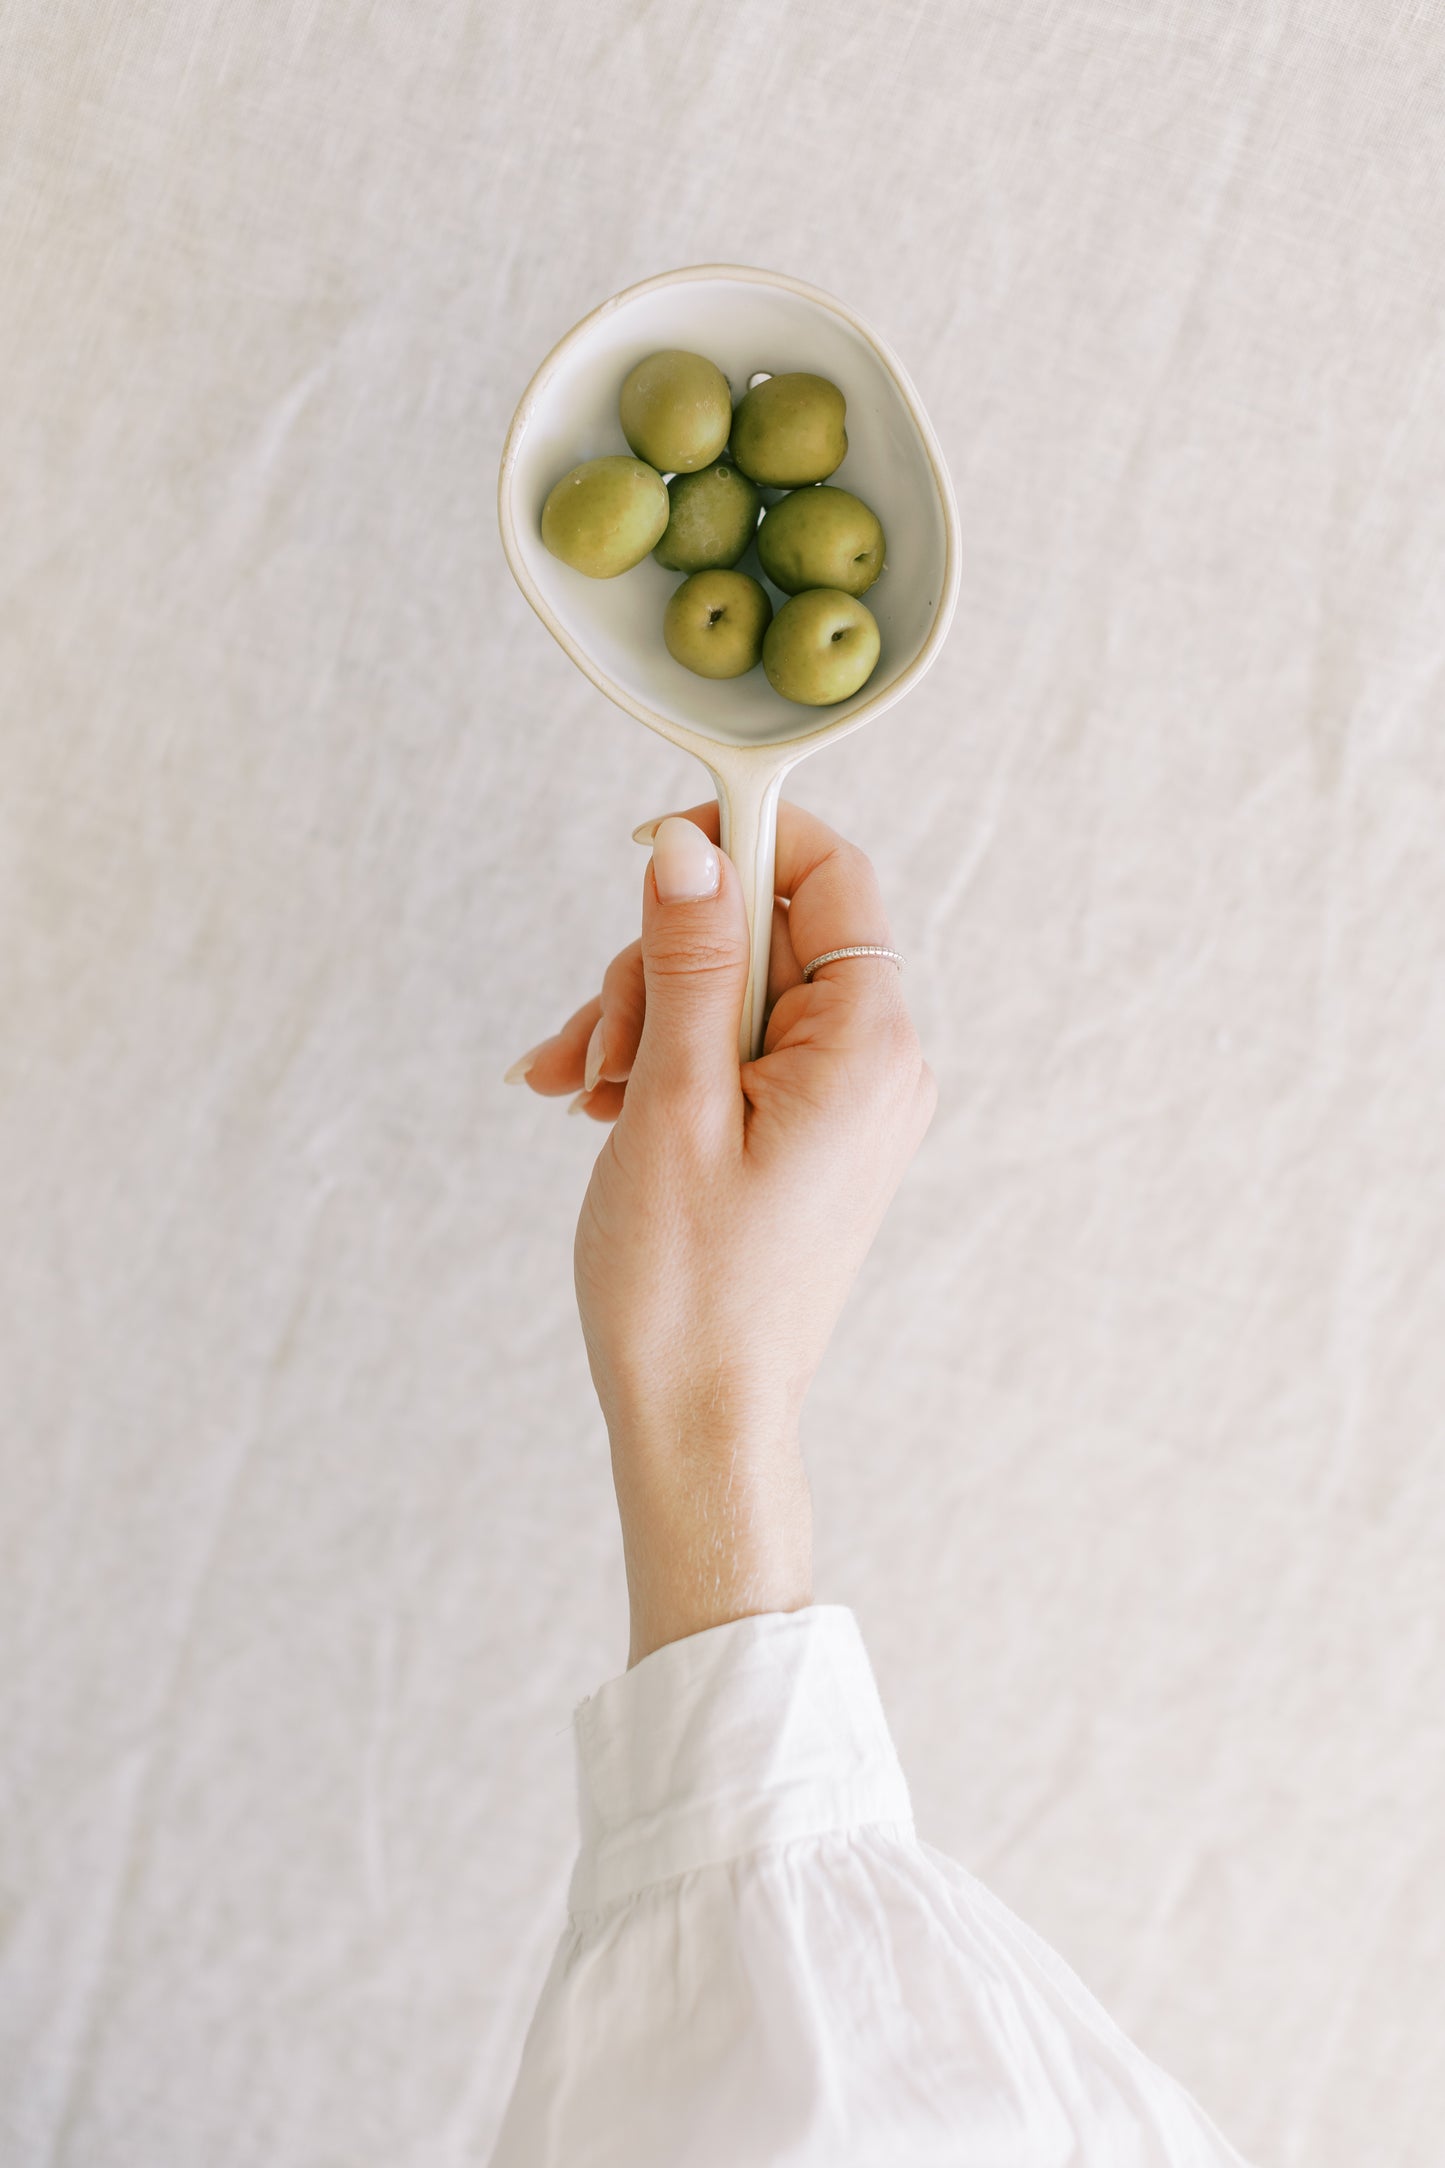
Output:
top-left (488, 1608), bottom-right (1251, 2166)
top-left (8, 5), bottom-right (1445, 2164)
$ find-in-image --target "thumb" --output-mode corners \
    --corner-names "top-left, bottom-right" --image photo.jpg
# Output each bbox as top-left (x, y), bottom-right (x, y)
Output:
top-left (628, 814), bottom-right (749, 1111)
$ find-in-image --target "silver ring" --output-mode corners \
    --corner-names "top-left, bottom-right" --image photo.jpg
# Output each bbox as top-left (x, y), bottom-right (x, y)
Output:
top-left (801, 945), bottom-right (906, 981)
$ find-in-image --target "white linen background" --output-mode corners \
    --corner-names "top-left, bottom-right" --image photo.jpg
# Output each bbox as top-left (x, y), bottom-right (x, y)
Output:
top-left (2, 2), bottom-right (1441, 2163)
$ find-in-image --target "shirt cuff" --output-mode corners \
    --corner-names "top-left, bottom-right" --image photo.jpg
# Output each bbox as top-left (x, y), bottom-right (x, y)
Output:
top-left (567, 1604), bottom-right (914, 1921)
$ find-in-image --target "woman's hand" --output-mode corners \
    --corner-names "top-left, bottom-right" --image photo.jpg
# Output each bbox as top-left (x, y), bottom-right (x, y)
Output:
top-left (506, 799), bottom-right (937, 1667)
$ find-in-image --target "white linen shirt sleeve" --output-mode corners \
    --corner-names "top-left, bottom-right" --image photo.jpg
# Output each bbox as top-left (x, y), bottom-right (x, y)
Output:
top-left (487, 1604), bottom-right (1252, 2168)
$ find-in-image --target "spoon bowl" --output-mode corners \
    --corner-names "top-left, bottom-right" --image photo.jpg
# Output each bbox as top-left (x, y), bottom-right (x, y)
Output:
top-left (498, 263), bottom-right (960, 1057)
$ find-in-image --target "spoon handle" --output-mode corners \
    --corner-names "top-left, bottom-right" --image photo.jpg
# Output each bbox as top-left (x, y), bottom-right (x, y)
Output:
top-left (708, 748), bottom-right (792, 1064)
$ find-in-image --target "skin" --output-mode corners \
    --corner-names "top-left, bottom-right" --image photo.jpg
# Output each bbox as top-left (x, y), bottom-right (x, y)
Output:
top-left (757, 485), bottom-right (885, 597)
top-left (619, 349), bottom-right (733, 474)
top-left (540, 455), bottom-right (669, 578)
top-left (506, 800), bottom-right (935, 1668)
top-left (663, 569), bottom-right (772, 679)
top-left (763, 588), bottom-right (881, 704)
top-left (728, 372), bottom-right (847, 488)
top-left (654, 461), bottom-right (762, 572)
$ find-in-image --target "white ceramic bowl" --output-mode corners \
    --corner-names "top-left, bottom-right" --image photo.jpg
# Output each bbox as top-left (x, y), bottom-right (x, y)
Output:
top-left (497, 264), bottom-right (961, 1056)
top-left (498, 262), bottom-right (958, 754)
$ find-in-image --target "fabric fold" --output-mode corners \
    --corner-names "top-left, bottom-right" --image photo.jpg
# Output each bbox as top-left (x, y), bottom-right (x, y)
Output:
top-left (488, 1606), bottom-right (1254, 2166)
top-left (567, 1604), bottom-right (914, 1919)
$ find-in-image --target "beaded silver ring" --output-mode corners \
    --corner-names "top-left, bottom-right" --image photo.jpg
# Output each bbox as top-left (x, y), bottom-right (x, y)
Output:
top-left (801, 945), bottom-right (906, 981)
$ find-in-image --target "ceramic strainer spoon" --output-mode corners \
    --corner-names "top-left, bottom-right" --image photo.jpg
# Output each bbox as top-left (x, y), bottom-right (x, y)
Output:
top-left (497, 263), bottom-right (961, 1062)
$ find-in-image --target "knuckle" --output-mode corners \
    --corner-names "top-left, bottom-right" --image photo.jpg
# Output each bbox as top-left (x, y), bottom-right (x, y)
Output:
top-left (868, 1001), bottom-right (921, 1068)
top-left (849, 1006), bottom-right (925, 1111)
top-left (645, 932), bottom-right (746, 983)
top-left (830, 835), bottom-right (876, 882)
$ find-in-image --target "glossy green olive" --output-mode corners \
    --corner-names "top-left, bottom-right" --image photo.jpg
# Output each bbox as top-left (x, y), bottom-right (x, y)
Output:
top-left (619, 350), bottom-right (733, 474)
top-left (757, 486), bottom-right (884, 597)
top-left (763, 588), bottom-right (879, 704)
top-left (654, 462), bottom-right (762, 573)
top-left (664, 569), bottom-right (773, 679)
top-left (729, 372), bottom-right (847, 488)
top-left (540, 456), bottom-right (669, 578)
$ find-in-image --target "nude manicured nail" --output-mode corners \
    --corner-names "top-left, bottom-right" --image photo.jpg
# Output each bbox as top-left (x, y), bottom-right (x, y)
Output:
top-left (631, 815), bottom-right (666, 844)
top-left (583, 1017), bottom-right (605, 1092)
top-left (567, 1090), bottom-right (592, 1116)
top-left (503, 1046), bottom-right (543, 1085)
top-left (652, 815), bottom-right (720, 902)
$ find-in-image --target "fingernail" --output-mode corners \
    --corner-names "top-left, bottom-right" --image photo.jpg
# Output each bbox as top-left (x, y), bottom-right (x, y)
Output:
top-left (583, 1017), bottom-right (605, 1092)
top-left (567, 1090), bottom-right (592, 1117)
top-left (652, 815), bottom-right (720, 902)
top-left (503, 1046), bottom-right (543, 1085)
top-left (632, 814), bottom-right (667, 844)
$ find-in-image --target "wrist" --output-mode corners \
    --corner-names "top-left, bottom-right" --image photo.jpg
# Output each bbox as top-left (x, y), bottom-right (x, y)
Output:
top-left (595, 1338), bottom-right (809, 1463)
top-left (608, 1417), bottom-right (814, 1669)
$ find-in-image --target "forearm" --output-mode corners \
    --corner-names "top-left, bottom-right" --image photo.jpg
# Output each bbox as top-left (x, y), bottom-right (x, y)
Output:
top-left (610, 1425), bottom-right (814, 1668)
top-left (550, 799), bottom-right (929, 1674)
